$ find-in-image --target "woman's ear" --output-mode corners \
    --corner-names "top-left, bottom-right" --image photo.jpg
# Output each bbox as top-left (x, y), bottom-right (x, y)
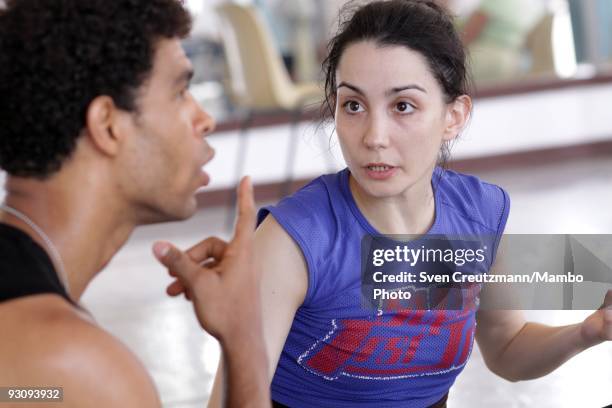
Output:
top-left (442, 95), bottom-right (472, 142)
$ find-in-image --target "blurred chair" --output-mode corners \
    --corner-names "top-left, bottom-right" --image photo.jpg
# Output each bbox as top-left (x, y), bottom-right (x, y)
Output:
top-left (524, 13), bottom-right (556, 77)
top-left (215, 3), bottom-right (323, 228)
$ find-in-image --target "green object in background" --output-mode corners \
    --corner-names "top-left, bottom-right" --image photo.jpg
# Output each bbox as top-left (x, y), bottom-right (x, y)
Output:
top-left (477, 0), bottom-right (546, 49)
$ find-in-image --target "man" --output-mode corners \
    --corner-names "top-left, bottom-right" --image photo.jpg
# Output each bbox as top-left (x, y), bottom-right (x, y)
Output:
top-left (0, 0), bottom-right (269, 406)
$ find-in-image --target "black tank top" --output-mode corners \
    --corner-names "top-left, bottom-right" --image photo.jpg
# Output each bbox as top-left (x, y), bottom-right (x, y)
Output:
top-left (0, 223), bottom-right (73, 304)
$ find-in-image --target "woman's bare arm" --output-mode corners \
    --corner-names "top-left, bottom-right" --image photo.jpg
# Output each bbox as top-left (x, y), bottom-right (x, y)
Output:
top-left (208, 215), bottom-right (308, 407)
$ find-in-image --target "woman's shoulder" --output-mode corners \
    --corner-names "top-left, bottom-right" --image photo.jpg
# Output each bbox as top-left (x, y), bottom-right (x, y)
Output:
top-left (436, 168), bottom-right (510, 233)
top-left (256, 170), bottom-right (346, 229)
top-left (255, 171), bottom-right (349, 305)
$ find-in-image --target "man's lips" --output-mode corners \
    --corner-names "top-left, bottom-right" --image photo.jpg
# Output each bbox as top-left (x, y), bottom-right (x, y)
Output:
top-left (199, 169), bottom-right (211, 187)
top-left (198, 148), bottom-right (215, 188)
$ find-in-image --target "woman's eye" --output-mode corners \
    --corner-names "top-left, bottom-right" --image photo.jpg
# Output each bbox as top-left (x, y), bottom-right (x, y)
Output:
top-left (344, 100), bottom-right (364, 113)
top-left (395, 101), bottom-right (414, 113)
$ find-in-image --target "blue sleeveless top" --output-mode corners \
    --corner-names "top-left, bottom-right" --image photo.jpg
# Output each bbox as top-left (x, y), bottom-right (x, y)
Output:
top-left (257, 168), bottom-right (510, 408)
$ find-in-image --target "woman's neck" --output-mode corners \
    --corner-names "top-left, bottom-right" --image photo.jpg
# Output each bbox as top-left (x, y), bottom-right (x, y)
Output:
top-left (348, 172), bottom-right (436, 236)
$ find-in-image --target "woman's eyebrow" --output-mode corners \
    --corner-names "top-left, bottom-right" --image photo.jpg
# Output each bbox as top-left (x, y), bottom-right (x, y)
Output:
top-left (337, 82), bottom-right (427, 95)
top-left (387, 85), bottom-right (427, 95)
top-left (337, 81), bottom-right (364, 95)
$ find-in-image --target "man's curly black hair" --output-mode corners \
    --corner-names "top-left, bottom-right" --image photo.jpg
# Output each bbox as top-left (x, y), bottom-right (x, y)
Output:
top-left (0, 0), bottom-right (192, 178)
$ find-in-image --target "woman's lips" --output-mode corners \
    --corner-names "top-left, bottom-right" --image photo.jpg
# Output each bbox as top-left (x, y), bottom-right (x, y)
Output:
top-left (364, 163), bottom-right (397, 180)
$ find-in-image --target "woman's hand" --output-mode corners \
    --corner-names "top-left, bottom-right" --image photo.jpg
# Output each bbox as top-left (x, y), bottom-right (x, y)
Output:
top-left (580, 289), bottom-right (612, 347)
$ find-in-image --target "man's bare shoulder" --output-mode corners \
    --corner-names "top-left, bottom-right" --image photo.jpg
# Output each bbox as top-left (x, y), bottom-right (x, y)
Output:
top-left (0, 295), bottom-right (161, 407)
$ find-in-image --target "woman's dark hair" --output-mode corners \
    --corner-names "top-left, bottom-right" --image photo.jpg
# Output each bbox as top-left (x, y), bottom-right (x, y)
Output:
top-left (0, 0), bottom-right (192, 178)
top-left (322, 0), bottom-right (472, 165)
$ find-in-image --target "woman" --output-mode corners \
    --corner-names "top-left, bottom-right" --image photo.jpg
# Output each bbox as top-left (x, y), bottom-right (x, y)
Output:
top-left (207, 1), bottom-right (611, 406)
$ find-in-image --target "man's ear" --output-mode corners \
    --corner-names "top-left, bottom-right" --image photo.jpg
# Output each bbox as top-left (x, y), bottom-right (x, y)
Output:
top-left (442, 95), bottom-right (472, 142)
top-left (84, 96), bottom-right (129, 156)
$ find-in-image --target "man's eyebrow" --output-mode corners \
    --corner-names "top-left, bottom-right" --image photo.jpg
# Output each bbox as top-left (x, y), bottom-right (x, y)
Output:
top-left (174, 68), bottom-right (194, 87)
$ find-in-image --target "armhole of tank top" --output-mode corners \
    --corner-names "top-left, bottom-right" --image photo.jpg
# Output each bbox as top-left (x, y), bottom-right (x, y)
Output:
top-left (491, 187), bottom-right (511, 265)
top-left (262, 209), bottom-right (317, 307)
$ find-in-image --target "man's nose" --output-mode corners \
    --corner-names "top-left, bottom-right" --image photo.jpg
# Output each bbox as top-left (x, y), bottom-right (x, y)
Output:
top-left (193, 96), bottom-right (216, 138)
